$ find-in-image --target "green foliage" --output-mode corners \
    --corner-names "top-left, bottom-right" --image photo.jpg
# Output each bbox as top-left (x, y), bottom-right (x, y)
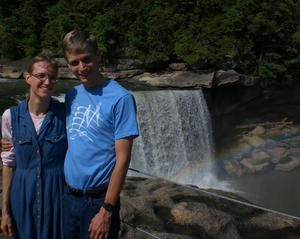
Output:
top-left (0, 0), bottom-right (299, 84)
top-left (41, 0), bottom-right (91, 54)
top-left (90, 5), bottom-right (124, 58)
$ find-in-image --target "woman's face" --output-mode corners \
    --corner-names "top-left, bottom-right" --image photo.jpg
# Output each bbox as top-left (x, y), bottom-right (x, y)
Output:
top-left (26, 61), bottom-right (57, 99)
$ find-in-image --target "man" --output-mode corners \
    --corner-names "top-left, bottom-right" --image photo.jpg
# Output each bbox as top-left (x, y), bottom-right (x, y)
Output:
top-left (62, 30), bottom-right (139, 239)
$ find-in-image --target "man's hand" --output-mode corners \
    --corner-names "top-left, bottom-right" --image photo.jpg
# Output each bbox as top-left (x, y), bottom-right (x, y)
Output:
top-left (88, 207), bottom-right (112, 239)
top-left (1, 212), bottom-right (14, 237)
top-left (1, 139), bottom-right (12, 152)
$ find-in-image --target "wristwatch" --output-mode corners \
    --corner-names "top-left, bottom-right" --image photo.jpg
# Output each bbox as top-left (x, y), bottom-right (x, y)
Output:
top-left (102, 202), bottom-right (114, 213)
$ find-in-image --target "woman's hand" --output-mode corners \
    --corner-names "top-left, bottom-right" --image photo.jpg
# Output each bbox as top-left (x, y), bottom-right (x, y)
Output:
top-left (1, 139), bottom-right (12, 152)
top-left (1, 212), bottom-right (14, 237)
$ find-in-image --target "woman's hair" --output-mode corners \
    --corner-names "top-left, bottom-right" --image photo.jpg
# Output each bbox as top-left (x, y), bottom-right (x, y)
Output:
top-left (62, 30), bottom-right (98, 55)
top-left (27, 55), bottom-right (58, 74)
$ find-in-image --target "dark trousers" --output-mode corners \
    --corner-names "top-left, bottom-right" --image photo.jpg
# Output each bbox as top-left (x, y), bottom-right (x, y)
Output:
top-left (63, 192), bottom-right (120, 239)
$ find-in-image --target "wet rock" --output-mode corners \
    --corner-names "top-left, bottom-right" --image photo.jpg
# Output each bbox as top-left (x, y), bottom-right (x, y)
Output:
top-left (265, 146), bottom-right (287, 164)
top-left (243, 135), bottom-right (264, 147)
top-left (224, 159), bottom-right (243, 177)
top-left (251, 126), bottom-right (266, 136)
top-left (275, 156), bottom-right (300, 171)
top-left (251, 149), bottom-right (270, 163)
top-left (240, 158), bottom-right (270, 173)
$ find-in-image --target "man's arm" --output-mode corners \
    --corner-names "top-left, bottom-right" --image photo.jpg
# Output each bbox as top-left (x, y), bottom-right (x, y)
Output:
top-left (1, 165), bottom-right (15, 237)
top-left (88, 136), bottom-right (134, 239)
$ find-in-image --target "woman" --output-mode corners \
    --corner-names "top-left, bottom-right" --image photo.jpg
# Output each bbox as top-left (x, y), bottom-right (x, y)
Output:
top-left (1, 56), bottom-right (67, 238)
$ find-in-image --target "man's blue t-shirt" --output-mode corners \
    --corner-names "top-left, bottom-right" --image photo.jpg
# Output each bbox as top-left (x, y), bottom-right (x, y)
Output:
top-left (64, 79), bottom-right (139, 189)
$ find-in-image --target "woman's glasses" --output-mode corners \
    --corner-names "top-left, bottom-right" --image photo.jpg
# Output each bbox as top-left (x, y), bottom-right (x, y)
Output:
top-left (30, 73), bottom-right (57, 82)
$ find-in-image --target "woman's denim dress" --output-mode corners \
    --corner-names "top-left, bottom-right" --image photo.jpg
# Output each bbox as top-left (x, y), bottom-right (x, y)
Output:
top-left (9, 99), bottom-right (67, 239)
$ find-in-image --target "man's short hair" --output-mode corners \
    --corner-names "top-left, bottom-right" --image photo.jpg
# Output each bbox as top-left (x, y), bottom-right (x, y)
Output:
top-left (62, 30), bottom-right (98, 55)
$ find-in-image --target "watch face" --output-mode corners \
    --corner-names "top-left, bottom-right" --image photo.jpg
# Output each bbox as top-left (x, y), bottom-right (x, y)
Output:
top-left (103, 203), bottom-right (114, 212)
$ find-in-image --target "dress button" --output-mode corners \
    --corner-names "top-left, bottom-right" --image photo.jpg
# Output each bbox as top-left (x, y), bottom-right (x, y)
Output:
top-left (37, 200), bottom-right (40, 203)
top-left (37, 183), bottom-right (40, 187)
top-left (36, 150), bottom-right (39, 153)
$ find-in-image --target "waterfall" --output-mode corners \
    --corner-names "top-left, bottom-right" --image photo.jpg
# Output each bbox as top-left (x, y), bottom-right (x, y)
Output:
top-left (130, 89), bottom-right (219, 188)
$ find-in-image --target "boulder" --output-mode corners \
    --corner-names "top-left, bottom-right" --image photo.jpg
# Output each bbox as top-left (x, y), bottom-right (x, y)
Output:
top-left (243, 135), bottom-right (264, 147)
top-left (119, 177), bottom-right (300, 239)
top-left (129, 71), bottom-right (214, 88)
top-left (265, 146), bottom-right (287, 164)
top-left (251, 149), bottom-right (270, 163)
top-left (282, 136), bottom-right (300, 148)
top-left (214, 70), bottom-right (257, 87)
top-left (223, 159), bottom-right (244, 177)
top-left (240, 158), bottom-right (270, 173)
top-left (103, 69), bottom-right (145, 80)
top-left (0, 65), bottom-right (23, 79)
top-left (275, 156), bottom-right (300, 171)
top-left (251, 126), bottom-right (266, 136)
top-left (214, 70), bottom-right (240, 87)
top-left (168, 63), bottom-right (187, 71)
top-left (58, 67), bottom-right (76, 79)
top-left (0, 71), bottom-right (23, 79)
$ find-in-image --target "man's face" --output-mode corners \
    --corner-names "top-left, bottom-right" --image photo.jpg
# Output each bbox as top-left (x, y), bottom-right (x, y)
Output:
top-left (65, 49), bottom-right (99, 88)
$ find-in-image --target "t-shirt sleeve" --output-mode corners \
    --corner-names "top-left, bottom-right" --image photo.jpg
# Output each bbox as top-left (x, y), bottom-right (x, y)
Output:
top-left (113, 94), bottom-right (139, 140)
top-left (65, 90), bottom-right (71, 116)
top-left (65, 87), bottom-right (76, 118)
top-left (1, 109), bottom-right (16, 167)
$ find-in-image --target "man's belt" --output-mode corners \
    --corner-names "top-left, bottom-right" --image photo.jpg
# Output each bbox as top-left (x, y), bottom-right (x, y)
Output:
top-left (66, 184), bottom-right (107, 197)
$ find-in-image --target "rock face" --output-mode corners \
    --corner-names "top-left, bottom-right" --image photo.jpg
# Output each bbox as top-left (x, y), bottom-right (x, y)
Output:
top-left (0, 65), bottom-right (23, 79)
top-left (119, 177), bottom-right (300, 239)
top-left (117, 70), bottom-right (257, 90)
top-left (222, 120), bottom-right (300, 177)
top-left (0, 58), bottom-right (257, 89)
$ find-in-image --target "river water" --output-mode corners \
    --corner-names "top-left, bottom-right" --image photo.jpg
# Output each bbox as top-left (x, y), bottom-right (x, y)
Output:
top-left (1, 78), bottom-right (300, 220)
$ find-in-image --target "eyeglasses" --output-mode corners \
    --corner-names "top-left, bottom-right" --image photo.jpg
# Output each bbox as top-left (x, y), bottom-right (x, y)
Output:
top-left (30, 73), bottom-right (57, 82)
